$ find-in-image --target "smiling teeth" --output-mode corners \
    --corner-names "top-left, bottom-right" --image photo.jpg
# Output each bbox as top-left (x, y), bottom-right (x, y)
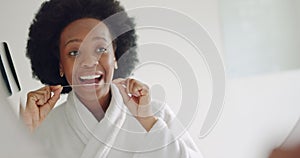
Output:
top-left (80, 75), bottom-right (101, 80)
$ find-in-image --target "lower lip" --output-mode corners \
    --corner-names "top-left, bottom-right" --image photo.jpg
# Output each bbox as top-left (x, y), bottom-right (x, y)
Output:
top-left (76, 77), bottom-right (104, 90)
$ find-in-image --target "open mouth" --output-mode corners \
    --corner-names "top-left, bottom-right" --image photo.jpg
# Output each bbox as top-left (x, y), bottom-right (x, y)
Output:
top-left (78, 74), bottom-right (103, 85)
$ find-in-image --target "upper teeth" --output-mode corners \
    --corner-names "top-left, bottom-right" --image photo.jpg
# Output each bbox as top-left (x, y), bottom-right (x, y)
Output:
top-left (80, 75), bottom-right (101, 80)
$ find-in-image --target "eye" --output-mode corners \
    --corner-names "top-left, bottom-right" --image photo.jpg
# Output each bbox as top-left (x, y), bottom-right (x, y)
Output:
top-left (69, 51), bottom-right (79, 56)
top-left (96, 47), bottom-right (108, 54)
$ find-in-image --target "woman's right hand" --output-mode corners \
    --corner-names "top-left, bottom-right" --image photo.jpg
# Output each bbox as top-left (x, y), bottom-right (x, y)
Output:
top-left (21, 85), bottom-right (63, 132)
top-left (269, 146), bottom-right (300, 158)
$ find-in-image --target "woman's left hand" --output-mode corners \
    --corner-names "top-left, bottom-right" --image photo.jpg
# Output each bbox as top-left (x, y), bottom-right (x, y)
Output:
top-left (113, 78), bottom-right (157, 131)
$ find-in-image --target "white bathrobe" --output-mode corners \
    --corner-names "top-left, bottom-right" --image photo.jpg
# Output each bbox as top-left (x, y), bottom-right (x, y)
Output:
top-left (34, 84), bottom-right (203, 158)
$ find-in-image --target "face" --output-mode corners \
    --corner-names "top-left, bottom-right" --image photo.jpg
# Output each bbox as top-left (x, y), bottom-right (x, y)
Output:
top-left (59, 18), bottom-right (115, 102)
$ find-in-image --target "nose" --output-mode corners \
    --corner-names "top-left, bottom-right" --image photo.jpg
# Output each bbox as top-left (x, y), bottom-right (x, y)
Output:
top-left (79, 53), bottom-right (99, 68)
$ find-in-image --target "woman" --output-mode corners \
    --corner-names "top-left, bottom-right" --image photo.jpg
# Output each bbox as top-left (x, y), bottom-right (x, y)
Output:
top-left (22, 0), bottom-right (202, 157)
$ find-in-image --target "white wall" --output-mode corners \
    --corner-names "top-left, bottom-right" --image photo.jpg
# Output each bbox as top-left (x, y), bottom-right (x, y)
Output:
top-left (219, 0), bottom-right (300, 78)
top-left (120, 0), bottom-right (223, 53)
top-left (199, 69), bottom-right (300, 158)
top-left (0, 0), bottom-right (45, 112)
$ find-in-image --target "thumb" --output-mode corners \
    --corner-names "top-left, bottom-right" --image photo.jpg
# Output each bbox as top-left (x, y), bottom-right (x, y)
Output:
top-left (48, 86), bottom-right (63, 106)
top-left (113, 78), bottom-right (130, 103)
top-left (40, 86), bottom-right (63, 120)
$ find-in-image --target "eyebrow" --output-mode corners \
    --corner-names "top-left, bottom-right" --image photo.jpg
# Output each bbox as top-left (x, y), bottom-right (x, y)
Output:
top-left (64, 36), bottom-right (108, 47)
top-left (92, 36), bottom-right (108, 42)
top-left (64, 39), bottom-right (82, 46)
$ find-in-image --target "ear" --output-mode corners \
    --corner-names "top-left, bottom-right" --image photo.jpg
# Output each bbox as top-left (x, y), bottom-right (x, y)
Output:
top-left (59, 63), bottom-right (63, 72)
top-left (114, 59), bottom-right (118, 69)
top-left (59, 63), bottom-right (64, 77)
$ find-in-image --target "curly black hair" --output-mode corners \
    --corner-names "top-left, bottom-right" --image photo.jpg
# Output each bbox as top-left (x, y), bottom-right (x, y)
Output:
top-left (26, 0), bottom-right (138, 93)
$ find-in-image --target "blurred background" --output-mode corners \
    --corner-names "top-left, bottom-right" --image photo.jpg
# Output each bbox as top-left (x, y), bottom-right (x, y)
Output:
top-left (220, 0), bottom-right (300, 78)
top-left (1, 0), bottom-right (300, 158)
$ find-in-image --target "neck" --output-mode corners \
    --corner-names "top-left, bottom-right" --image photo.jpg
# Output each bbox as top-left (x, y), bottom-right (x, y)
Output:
top-left (76, 89), bottom-right (112, 121)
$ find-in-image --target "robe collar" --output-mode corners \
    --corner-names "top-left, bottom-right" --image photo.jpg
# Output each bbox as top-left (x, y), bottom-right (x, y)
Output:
top-left (64, 84), bottom-right (126, 145)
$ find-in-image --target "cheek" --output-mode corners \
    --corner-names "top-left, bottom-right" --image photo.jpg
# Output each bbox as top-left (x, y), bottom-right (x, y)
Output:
top-left (101, 54), bottom-right (115, 78)
top-left (100, 51), bottom-right (115, 67)
top-left (107, 57), bottom-right (115, 67)
top-left (102, 58), bottom-right (114, 72)
top-left (62, 61), bottom-right (75, 83)
top-left (104, 64), bottom-right (114, 82)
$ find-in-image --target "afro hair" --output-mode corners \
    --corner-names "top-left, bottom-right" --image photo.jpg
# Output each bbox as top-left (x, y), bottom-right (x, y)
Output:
top-left (26, 0), bottom-right (138, 93)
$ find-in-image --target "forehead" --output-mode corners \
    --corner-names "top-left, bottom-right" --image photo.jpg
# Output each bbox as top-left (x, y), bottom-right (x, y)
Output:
top-left (60, 18), bottom-right (111, 43)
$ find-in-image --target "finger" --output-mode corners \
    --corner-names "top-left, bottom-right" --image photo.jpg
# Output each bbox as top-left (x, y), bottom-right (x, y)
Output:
top-left (38, 86), bottom-right (51, 96)
top-left (115, 82), bottom-right (130, 103)
top-left (40, 87), bottom-right (63, 119)
top-left (49, 85), bottom-right (62, 92)
top-left (48, 86), bottom-right (62, 106)
top-left (131, 82), bottom-right (143, 97)
top-left (114, 78), bottom-right (131, 103)
top-left (37, 86), bottom-right (51, 99)
top-left (131, 80), bottom-right (149, 96)
top-left (35, 91), bottom-right (51, 105)
top-left (34, 86), bottom-right (52, 104)
top-left (126, 78), bottom-right (132, 95)
top-left (27, 92), bottom-right (42, 107)
top-left (47, 85), bottom-right (62, 106)
top-left (127, 79), bottom-right (140, 96)
top-left (139, 86), bottom-right (149, 96)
